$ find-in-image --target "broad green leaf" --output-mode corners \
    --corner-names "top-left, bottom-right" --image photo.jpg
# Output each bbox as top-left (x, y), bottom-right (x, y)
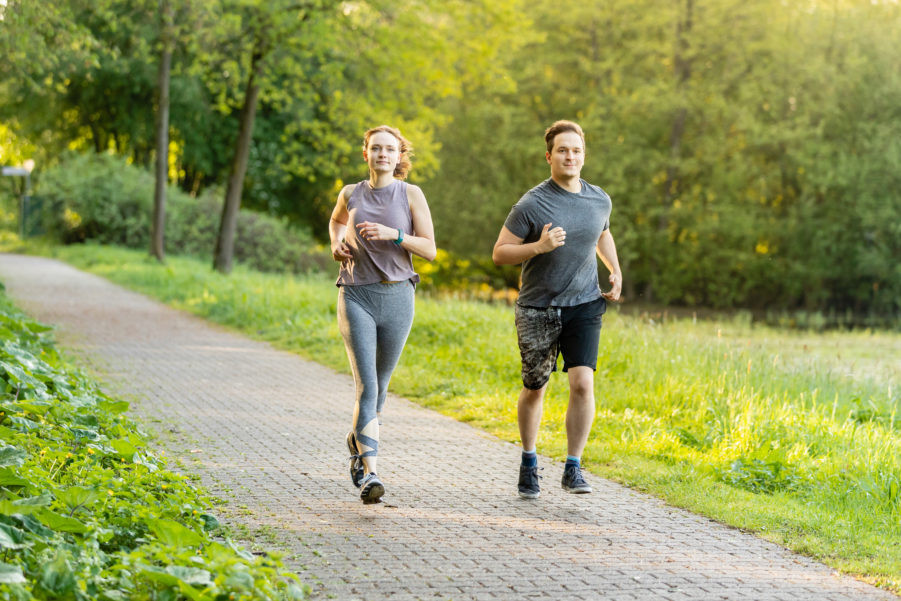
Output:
top-left (0, 562), bottom-right (26, 584)
top-left (0, 361), bottom-right (40, 388)
top-left (37, 552), bottom-right (77, 597)
top-left (0, 467), bottom-right (28, 487)
top-left (0, 523), bottom-right (29, 549)
top-left (55, 486), bottom-right (102, 510)
top-left (0, 493), bottom-right (51, 515)
top-left (225, 569), bottom-right (254, 590)
top-left (99, 399), bottom-right (130, 414)
top-left (8, 416), bottom-right (39, 431)
top-left (137, 564), bottom-right (180, 586)
top-left (145, 518), bottom-right (204, 548)
top-left (0, 446), bottom-right (25, 467)
top-left (36, 509), bottom-right (89, 534)
top-left (111, 439), bottom-right (136, 457)
top-left (12, 513), bottom-right (56, 539)
top-left (167, 566), bottom-right (212, 587)
top-left (199, 513), bottom-right (220, 531)
top-left (16, 401), bottom-right (52, 416)
top-left (0, 425), bottom-right (20, 442)
top-left (68, 427), bottom-right (100, 441)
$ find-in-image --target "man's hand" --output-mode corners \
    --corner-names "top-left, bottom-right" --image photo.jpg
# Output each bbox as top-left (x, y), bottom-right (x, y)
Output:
top-left (602, 272), bottom-right (622, 302)
top-left (331, 240), bottom-right (352, 261)
top-left (537, 223), bottom-right (566, 254)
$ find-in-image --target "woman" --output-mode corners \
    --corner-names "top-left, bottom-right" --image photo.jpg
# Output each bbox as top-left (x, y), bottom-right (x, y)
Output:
top-left (328, 125), bottom-right (436, 504)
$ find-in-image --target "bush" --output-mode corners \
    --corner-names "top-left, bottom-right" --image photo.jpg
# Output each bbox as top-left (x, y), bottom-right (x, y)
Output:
top-left (36, 152), bottom-right (330, 274)
top-left (0, 285), bottom-right (306, 600)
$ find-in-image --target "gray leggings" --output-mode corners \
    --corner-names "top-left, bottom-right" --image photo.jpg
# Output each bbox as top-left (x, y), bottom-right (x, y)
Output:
top-left (337, 281), bottom-right (415, 458)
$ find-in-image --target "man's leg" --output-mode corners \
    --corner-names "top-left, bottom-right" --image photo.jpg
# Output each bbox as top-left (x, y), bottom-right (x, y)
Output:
top-left (565, 366), bottom-right (595, 458)
top-left (518, 384), bottom-right (547, 453)
top-left (514, 304), bottom-right (560, 499)
top-left (558, 298), bottom-right (604, 494)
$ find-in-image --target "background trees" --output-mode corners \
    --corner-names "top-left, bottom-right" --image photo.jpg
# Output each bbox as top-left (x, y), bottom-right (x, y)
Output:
top-left (1, 0), bottom-right (898, 320)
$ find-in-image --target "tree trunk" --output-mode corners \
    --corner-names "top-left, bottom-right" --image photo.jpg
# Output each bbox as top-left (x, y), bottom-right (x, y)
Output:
top-left (213, 48), bottom-right (264, 274)
top-left (151, 0), bottom-right (174, 263)
top-left (647, 0), bottom-right (693, 303)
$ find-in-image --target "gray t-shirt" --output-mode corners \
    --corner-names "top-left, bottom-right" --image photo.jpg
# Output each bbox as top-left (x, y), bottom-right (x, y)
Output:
top-left (503, 178), bottom-right (612, 307)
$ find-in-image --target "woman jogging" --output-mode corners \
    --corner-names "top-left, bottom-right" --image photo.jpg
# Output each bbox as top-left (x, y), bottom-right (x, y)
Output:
top-left (328, 125), bottom-right (436, 504)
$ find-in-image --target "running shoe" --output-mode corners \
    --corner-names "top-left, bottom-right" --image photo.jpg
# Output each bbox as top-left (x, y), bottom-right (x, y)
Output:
top-left (561, 464), bottom-right (592, 493)
top-left (518, 464), bottom-right (541, 499)
top-left (360, 472), bottom-right (385, 504)
top-left (346, 431), bottom-right (365, 488)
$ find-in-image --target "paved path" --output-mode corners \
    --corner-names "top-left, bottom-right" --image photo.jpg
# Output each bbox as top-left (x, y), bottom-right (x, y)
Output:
top-left (0, 253), bottom-right (894, 601)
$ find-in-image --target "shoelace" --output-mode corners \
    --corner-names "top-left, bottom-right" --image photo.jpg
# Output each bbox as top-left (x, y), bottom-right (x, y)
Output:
top-left (567, 467), bottom-right (587, 485)
top-left (523, 466), bottom-right (543, 480)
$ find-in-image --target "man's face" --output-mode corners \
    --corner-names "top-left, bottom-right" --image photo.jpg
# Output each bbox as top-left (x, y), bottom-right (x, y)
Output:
top-left (546, 131), bottom-right (585, 181)
top-left (364, 131), bottom-right (400, 174)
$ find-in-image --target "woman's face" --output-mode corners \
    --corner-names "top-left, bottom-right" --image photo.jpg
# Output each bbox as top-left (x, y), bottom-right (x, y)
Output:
top-left (364, 131), bottom-right (401, 174)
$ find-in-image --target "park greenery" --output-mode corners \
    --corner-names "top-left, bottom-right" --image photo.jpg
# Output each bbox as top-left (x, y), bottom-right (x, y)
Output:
top-left (1, 0), bottom-right (899, 321)
top-left (0, 283), bottom-right (306, 599)
top-left (14, 242), bottom-right (895, 592)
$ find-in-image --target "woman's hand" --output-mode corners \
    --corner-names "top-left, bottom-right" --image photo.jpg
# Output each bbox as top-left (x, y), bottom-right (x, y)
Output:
top-left (356, 221), bottom-right (399, 242)
top-left (331, 240), bottom-right (352, 261)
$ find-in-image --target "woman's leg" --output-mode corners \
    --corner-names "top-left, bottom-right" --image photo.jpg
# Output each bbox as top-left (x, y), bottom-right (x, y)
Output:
top-left (374, 282), bottom-right (415, 417)
top-left (337, 286), bottom-right (380, 475)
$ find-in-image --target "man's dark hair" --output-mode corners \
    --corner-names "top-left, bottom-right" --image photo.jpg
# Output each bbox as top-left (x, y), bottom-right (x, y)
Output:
top-left (544, 120), bottom-right (585, 153)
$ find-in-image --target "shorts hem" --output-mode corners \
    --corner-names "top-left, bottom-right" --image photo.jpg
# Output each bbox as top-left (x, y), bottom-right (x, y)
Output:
top-left (522, 381), bottom-right (549, 391)
top-left (562, 363), bottom-right (597, 372)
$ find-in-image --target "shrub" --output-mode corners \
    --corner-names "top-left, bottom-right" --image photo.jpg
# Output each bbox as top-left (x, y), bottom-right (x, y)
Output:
top-left (36, 152), bottom-right (330, 274)
top-left (0, 285), bottom-right (306, 600)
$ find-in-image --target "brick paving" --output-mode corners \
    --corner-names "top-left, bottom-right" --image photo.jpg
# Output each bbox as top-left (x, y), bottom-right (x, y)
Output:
top-left (0, 253), bottom-right (895, 601)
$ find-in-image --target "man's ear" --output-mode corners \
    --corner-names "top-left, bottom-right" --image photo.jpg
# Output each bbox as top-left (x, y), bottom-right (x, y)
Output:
top-left (545, 151), bottom-right (551, 164)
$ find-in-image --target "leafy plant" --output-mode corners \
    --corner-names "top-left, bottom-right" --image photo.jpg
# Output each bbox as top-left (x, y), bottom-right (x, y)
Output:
top-left (0, 283), bottom-right (306, 600)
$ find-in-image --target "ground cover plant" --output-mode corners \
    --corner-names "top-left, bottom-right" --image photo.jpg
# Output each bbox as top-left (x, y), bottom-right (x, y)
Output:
top-left (38, 244), bottom-right (901, 592)
top-left (0, 282), bottom-right (306, 600)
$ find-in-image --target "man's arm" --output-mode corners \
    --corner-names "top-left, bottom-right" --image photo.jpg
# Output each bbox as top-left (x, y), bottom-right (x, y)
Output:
top-left (596, 229), bottom-right (622, 301)
top-left (492, 224), bottom-right (566, 266)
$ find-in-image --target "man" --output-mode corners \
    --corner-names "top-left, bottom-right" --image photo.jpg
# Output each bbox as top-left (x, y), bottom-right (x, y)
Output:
top-left (492, 120), bottom-right (622, 499)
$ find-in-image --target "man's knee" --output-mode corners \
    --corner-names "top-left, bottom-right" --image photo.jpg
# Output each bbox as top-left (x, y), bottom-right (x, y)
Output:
top-left (519, 385), bottom-right (546, 406)
top-left (568, 367), bottom-right (595, 400)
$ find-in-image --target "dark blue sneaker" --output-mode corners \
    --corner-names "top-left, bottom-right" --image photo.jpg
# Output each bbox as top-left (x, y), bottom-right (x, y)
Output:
top-left (346, 431), bottom-right (365, 488)
top-left (518, 465), bottom-right (541, 499)
top-left (360, 473), bottom-right (385, 504)
top-left (561, 464), bottom-right (592, 493)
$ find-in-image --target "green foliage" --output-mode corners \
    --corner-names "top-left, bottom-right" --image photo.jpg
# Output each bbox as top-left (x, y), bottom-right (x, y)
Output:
top-left (1, 0), bottom-right (899, 319)
top-left (425, 0), bottom-right (901, 321)
top-left (50, 244), bottom-right (901, 589)
top-left (0, 283), bottom-right (307, 600)
top-left (36, 152), bottom-right (330, 274)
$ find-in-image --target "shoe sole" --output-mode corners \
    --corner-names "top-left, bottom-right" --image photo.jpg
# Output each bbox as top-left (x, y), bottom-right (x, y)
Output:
top-left (518, 490), bottom-right (540, 499)
top-left (562, 485), bottom-right (592, 494)
top-left (361, 481), bottom-right (385, 504)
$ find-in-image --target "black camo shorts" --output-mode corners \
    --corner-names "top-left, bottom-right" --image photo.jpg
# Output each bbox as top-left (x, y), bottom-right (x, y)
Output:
top-left (514, 297), bottom-right (605, 390)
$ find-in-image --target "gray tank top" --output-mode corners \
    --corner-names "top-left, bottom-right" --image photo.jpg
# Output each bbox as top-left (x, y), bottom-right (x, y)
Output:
top-left (336, 179), bottom-right (420, 286)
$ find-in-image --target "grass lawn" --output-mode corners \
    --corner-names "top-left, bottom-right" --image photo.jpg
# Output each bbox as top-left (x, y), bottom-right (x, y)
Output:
top-left (14, 242), bottom-right (901, 592)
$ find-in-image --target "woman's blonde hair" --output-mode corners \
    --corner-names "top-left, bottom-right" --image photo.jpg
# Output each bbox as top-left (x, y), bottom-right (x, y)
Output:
top-left (363, 125), bottom-right (413, 179)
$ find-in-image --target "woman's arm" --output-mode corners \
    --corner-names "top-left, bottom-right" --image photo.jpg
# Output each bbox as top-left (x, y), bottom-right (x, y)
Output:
top-left (329, 185), bottom-right (354, 262)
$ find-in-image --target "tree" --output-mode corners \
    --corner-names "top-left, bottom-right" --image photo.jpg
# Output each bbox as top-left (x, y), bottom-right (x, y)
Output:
top-left (212, 0), bottom-right (327, 274)
top-left (151, 0), bottom-right (174, 262)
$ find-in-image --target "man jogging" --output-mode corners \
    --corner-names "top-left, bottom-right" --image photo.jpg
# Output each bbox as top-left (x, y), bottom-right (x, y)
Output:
top-left (492, 120), bottom-right (622, 499)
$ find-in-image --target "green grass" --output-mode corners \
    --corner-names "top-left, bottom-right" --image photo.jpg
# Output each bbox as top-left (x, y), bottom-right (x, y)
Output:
top-left (16, 242), bottom-right (901, 592)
